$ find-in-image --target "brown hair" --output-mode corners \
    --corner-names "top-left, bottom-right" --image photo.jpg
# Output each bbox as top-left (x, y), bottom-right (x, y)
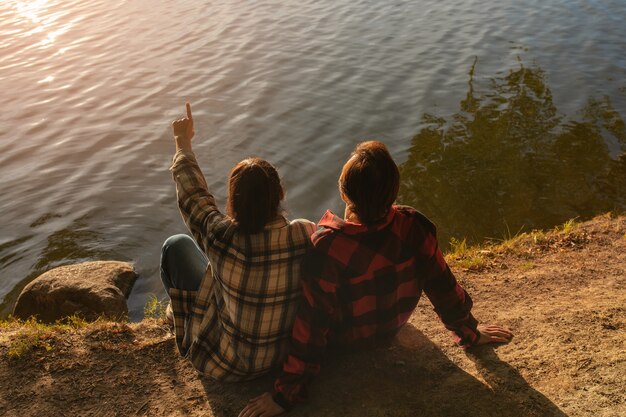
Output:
top-left (339, 141), bottom-right (399, 224)
top-left (227, 158), bottom-right (284, 234)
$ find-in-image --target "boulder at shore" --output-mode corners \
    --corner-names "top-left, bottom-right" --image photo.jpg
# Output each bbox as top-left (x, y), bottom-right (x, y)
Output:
top-left (13, 261), bottom-right (138, 323)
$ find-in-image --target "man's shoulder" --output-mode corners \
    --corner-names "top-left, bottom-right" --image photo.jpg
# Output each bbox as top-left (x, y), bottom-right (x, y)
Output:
top-left (393, 205), bottom-right (437, 235)
top-left (391, 205), bottom-right (440, 258)
top-left (302, 228), bottom-right (343, 288)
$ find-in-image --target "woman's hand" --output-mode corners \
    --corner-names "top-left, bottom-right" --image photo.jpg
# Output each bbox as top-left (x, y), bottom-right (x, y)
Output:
top-left (171, 102), bottom-right (195, 152)
top-left (238, 392), bottom-right (285, 417)
top-left (475, 324), bottom-right (513, 345)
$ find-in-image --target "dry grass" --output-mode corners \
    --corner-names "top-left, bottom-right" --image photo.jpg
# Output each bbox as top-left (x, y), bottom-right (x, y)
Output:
top-left (2, 293), bottom-right (170, 360)
top-left (446, 218), bottom-right (590, 271)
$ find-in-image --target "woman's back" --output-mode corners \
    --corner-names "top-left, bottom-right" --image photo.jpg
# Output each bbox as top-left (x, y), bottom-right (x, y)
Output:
top-left (202, 216), bottom-right (315, 375)
top-left (165, 105), bottom-right (316, 380)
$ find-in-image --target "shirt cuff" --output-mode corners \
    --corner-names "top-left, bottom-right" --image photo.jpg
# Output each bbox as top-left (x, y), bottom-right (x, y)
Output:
top-left (468, 328), bottom-right (481, 347)
top-left (170, 149), bottom-right (197, 172)
top-left (272, 392), bottom-right (293, 412)
top-left (458, 322), bottom-right (481, 348)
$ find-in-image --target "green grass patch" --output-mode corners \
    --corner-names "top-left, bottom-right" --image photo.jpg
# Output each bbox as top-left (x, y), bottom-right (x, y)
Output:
top-left (454, 255), bottom-right (490, 271)
top-left (446, 237), bottom-right (492, 271)
top-left (143, 294), bottom-right (168, 320)
top-left (2, 315), bottom-right (89, 359)
top-left (444, 216), bottom-right (587, 267)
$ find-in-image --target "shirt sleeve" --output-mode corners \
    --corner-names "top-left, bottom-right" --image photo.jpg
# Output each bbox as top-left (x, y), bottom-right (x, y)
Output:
top-left (272, 245), bottom-right (338, 410)
top-left (170, 149), bottom-right (226, 252)
top-left (421, 227), bottom-right (480, 347)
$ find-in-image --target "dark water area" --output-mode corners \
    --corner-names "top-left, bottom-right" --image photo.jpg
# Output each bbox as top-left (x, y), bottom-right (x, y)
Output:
top-left (0, 0), bottom-right (625, 320)
top-left (398, 59), bottom-right (626, 247)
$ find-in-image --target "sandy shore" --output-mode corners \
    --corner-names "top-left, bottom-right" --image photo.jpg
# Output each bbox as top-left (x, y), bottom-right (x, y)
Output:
top-left (1, 214), bottom-right (624, 417)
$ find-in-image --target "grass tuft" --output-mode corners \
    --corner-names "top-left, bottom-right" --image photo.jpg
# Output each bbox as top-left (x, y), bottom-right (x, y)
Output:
top-left (449, 237), bottom-right (469, 257)
top-left (447, 237), bottom-right (491, 271)
top-left (556, 218), bottom-right (579, 234)
top-left (143, 294), bottom-right (168, 320)
top-left (455, 255), bottom-right (490, 271)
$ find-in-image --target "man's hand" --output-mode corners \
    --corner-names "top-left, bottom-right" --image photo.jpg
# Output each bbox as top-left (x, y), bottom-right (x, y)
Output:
top-left (171, 101), bottom-right (195, 152)
top-left (475, 324), bottom-right (513, 345)
top-left (238, 392), bottom-right (285, 417)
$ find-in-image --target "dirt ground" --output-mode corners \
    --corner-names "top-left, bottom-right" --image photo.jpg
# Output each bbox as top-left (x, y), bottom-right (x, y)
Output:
top-left (0, 214), bottom-right (624, 417)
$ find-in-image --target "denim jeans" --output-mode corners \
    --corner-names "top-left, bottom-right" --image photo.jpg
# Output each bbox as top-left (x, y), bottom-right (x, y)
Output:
top-left (160, 234), bottom-right (208, 294)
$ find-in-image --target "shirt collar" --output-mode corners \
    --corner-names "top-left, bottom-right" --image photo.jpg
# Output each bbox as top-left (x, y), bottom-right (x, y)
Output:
top-left (318, 206), bottom-right (396, 235)
top-left (264, 215), bottom-right (289, 230)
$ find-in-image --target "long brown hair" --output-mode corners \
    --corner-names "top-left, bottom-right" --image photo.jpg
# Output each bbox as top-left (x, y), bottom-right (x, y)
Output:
top-left (339, 141), bottom-right (399, 223)
top-left (227, 157), bottom-right (284, 234)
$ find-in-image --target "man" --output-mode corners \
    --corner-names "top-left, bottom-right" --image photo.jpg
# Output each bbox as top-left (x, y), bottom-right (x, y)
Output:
top-left (239, 141), bottom-right (513, 416)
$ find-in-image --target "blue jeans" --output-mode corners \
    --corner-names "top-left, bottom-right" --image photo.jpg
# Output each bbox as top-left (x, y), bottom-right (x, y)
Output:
top-left (160, 234), bottom-right (208, 294)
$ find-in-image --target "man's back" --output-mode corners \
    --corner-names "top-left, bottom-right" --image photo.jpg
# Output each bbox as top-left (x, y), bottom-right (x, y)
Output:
top-left (273, 205), bottom-right (479, 408)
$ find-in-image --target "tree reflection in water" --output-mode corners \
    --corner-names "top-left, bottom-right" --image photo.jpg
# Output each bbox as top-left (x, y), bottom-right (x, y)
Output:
top-left (398, 58), bottom-right (626, 247)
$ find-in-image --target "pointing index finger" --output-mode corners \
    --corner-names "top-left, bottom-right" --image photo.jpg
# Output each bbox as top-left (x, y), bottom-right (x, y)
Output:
top-left (186, 101), bottom-right (193, 119)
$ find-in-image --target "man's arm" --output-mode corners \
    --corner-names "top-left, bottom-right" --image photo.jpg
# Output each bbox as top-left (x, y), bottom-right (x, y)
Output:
top-left (420, 222), bottom-right (512, 346)
top-left (170, 103), bottom-right (225, 252)
top-left (422, 242), bottom-right (481, 347)
top-left (239, 246), bottom-right (337, 417)
top-left (273, 273), bottom-right (334, 408)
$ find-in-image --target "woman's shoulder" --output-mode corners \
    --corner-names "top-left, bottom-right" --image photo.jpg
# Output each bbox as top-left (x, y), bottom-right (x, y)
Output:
top-left (285, 218), bottom-right (317, 239)
top-left (289, 218), bottom-right (316, 228)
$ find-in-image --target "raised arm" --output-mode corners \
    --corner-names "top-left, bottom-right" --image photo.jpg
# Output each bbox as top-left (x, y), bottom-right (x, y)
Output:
top-left (170, 102), bottom-right (225, 251)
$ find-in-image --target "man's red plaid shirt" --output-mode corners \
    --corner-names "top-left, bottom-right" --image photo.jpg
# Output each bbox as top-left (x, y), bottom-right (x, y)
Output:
top-left (273, 205), bottom-right (480, 409)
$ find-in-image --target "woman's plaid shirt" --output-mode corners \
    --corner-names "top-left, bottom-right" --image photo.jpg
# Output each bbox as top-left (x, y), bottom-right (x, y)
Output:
top-left (169, 150), bottom-right (315, 381)
top-left (273, 206), bottom-right (479, 408)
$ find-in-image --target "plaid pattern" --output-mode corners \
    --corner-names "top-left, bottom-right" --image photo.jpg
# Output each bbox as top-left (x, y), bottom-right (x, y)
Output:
top-left (273, 205), bottom-right (479, 408)
top-left (169, 150), bottom-right (316, 381)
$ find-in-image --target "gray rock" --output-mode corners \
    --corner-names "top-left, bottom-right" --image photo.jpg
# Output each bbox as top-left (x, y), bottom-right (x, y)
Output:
top-left (13, 261), bottom-right (137, 323)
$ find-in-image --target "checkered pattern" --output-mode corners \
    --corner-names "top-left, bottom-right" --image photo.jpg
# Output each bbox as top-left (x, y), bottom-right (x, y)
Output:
top-left (273, 206), bottom-right (479, 408)
top-left (169, 150), bottom-right (316, 381)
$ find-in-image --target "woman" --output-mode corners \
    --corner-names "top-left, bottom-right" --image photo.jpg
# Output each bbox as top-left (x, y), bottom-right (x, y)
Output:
top-left (161, 103), bottom-right (316, 381)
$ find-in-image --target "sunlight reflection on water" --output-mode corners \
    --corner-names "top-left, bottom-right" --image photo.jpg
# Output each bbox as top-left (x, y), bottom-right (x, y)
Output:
top-left (0, 0), bottom-right (624, 319)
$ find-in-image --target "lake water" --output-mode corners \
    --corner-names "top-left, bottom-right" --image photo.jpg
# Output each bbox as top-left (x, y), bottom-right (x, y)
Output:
top-left (1, 0), bottom-right (625, 320)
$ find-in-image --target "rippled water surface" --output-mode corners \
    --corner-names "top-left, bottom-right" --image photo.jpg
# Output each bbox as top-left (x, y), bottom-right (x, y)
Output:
top-left (1, 0), bottom-right (625, 319)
